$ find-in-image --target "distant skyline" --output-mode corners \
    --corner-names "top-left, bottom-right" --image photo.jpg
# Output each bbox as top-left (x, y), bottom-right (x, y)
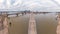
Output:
top-left (0, 0), bottom-right (60, 12)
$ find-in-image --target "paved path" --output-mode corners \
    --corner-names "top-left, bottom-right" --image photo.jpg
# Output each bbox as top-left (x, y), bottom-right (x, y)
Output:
top-left (28, 13), bottom-right (37, 34)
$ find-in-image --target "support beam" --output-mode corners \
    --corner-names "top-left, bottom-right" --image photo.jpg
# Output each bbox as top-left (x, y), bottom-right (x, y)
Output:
top-left (28, 13), bottom-right (37, 34)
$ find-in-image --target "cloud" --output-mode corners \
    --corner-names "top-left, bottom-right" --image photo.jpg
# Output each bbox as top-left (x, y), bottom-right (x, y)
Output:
top-left (0, 0), bottom-right (60, 12)
top-left (21, 0), bottom-right (58, 11)
top-left (0, 0), bottom-right (4, 3)
top-left (54, 0), bottom-right (60, 4)
top-left (13, 0), bottom-right (22, 6)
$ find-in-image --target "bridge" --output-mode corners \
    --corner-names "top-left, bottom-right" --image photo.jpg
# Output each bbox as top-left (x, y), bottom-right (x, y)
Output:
top-left (0, 11), bottom-right (52, 17)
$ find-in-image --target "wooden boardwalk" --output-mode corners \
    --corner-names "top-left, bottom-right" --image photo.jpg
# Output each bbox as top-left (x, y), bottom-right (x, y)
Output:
top-left (28, 13), bottom-right (37, 34)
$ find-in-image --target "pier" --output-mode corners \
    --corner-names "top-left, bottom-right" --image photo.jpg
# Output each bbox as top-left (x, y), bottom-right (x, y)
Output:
top-left (28, 13), bottom-right (37, 34)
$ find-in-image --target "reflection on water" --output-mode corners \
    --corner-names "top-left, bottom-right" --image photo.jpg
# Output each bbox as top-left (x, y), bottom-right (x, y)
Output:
top-left (8, 13), bottom-right (58, 34)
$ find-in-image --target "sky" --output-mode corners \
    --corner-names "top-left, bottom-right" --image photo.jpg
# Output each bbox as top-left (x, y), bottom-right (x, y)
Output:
top-left (0, 0), bottom-right (60, 12)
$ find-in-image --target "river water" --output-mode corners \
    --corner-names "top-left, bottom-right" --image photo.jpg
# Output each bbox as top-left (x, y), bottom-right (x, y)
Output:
top-left (8, 13), bottom-right (58, 34)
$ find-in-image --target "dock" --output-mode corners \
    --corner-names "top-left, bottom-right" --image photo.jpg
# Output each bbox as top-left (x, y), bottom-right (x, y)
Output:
top-left (28, 13), bottom-right (37, 34)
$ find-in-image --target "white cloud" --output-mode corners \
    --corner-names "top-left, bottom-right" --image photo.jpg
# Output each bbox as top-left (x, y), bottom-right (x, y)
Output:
top-left (0, 0), bottom-right (5, 9)
top-left (0, 0), bottom-right (4, 3)
top-left (55, 0), bottom-right (60, 4)
top-left (0, 0), bottom-right (60, 12)
top-left (6, 0), bottom-right (11, 8)
top-left (13, 0), bottom-right (22, 6)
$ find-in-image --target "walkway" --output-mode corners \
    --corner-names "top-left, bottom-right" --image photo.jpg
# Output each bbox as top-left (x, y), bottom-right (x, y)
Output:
top-left (28, 13), bottom-right (37, 34)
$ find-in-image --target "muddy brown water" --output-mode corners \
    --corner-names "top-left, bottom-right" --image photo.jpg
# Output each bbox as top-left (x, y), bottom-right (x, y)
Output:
top-left (35, 13), bottom-right (58, 34)
top-left (8, 14), bottom-right (29, 34)
top-left (8, 13), bottom-right (58, 34)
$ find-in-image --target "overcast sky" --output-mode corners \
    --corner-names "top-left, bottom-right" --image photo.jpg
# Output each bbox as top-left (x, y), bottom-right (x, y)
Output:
top-left (0, 0), bottom-right (60, 12)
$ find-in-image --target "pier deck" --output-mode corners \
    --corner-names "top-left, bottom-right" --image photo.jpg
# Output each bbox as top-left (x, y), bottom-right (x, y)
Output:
top-left (28, 13), bottom-right (37, 34)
